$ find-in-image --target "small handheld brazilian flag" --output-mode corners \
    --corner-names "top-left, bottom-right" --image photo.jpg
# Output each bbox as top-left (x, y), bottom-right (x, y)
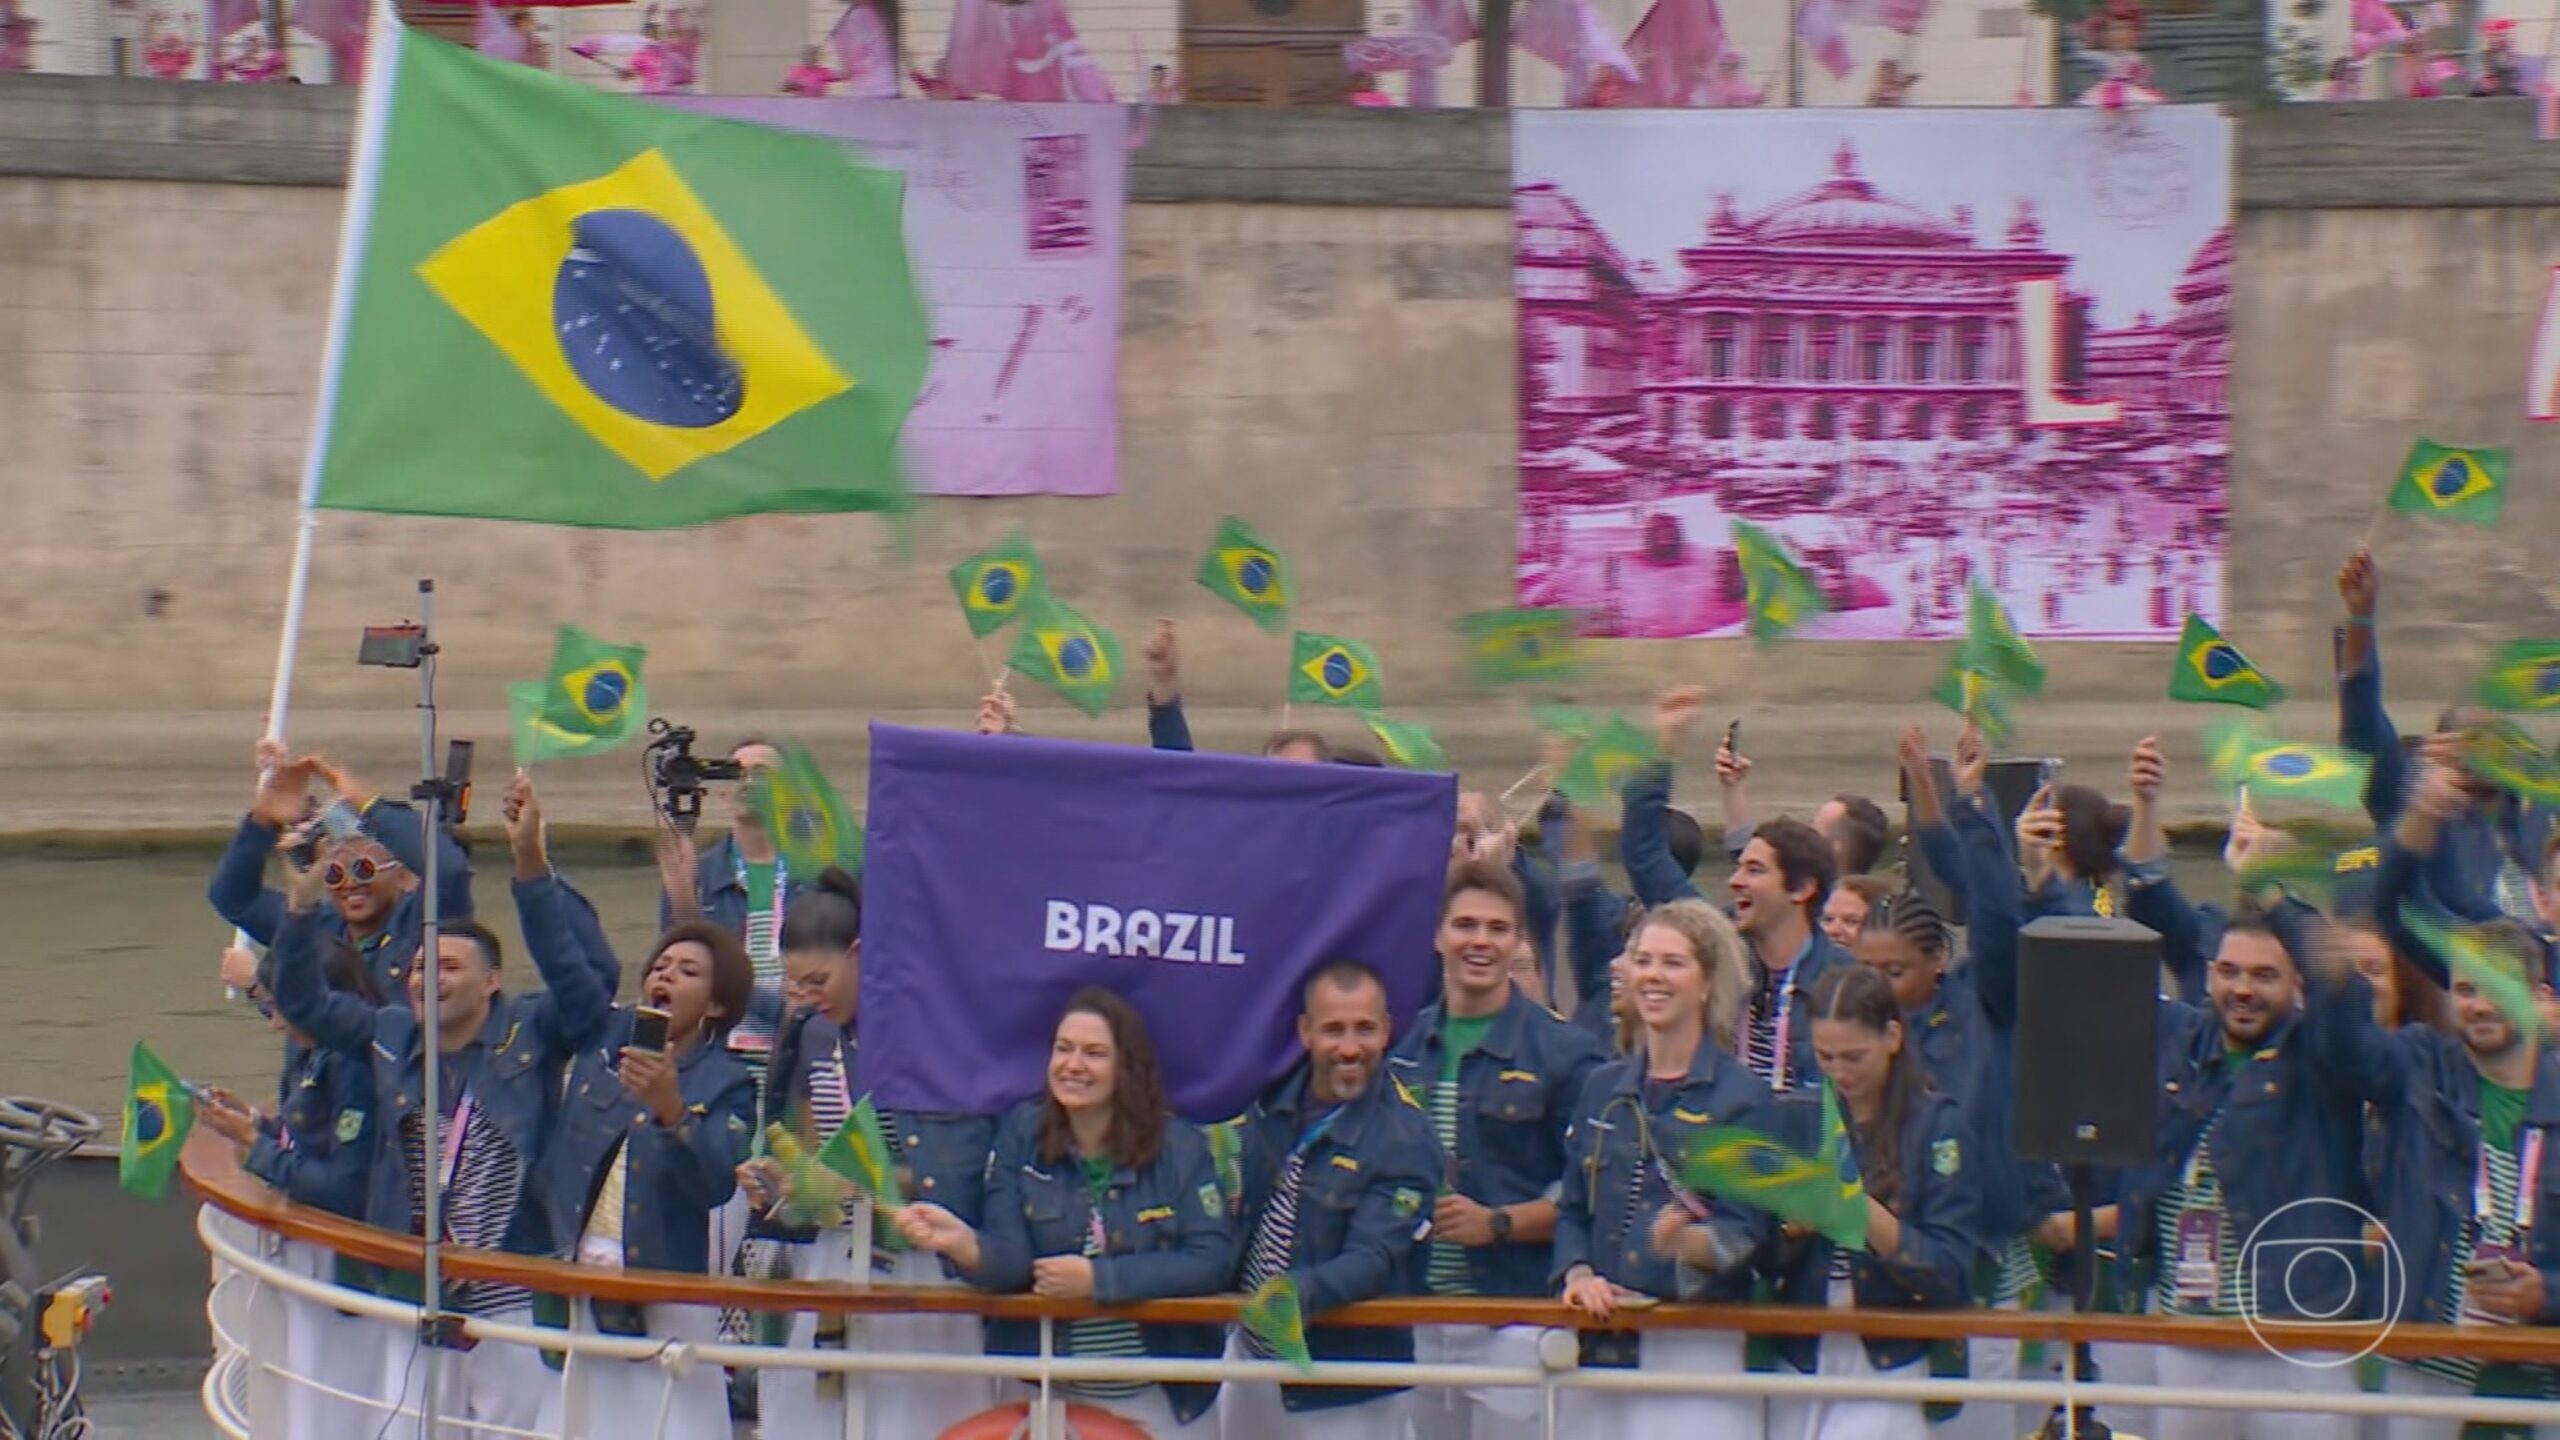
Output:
top-left (121, 1042), bottom-right (195, 1201)
top-left (1009, 592), bottom-right (1124, 717)
top-left (1678, 1082), bottom-right (1868, 1251)
top-left (1455, 607), bottom-right (1587, 687)
top-left (1961, 583), bottom-right (2046, 696)
top-left (2401, 904), bottom-right (2545, 1042)
top-left (750, 743), bottom-right (862, 875)
top-left (510, 624), bottom-right (649, 763)
top-left (1554, 714), bottom-right (1661, 807)
top-left (1206, 1120), bottom-right (1245, 1210)
top-left (2476, 641), bottom-right (2560, 714)
top-left (948, 531), bottom-right (1045, 639)
top-left (1290, 632), bottom-right (1384, 710)
top-left (1240, 1275), bottom-right (1316, 1375)
top-left (762, 1124), bottom-right (856, 1228)
top-left (1929, 661), bottom-right (2015, 748)
top-left (308, 23), bottom-right (928, 529)
top-left (2203, 721), bottom-right (2369, 810)
top-left (2167, 614), bottom-right (2286, 710)
top-left (2463, 719), bottom-right (2560, 807)
top-left (2387, 438), bottom-right (2508, 527)
top-left (1361, 713), bottom-right (1447, 771)
top-left (1196, 517), bottom-right (1293, 633)
top-left (1730, 521), bottom-right (1831, 646)
top-left (815, 1095), bottom-right (906, 1212)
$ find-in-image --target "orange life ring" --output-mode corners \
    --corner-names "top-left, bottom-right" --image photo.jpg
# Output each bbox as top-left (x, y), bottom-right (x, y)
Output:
top-left (937, 1399), bottom-right (1156, 1440)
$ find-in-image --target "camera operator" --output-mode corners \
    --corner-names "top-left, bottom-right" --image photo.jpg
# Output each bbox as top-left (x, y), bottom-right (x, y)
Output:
top-left (657, 736), bottom-right (808, 1072)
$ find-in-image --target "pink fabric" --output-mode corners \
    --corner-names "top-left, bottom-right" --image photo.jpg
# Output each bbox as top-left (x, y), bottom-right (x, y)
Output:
top-left (1624, 0), bottom-right (1727, 105)
top-left (828, 0), bottom-right (899, 97)
top-left (1414, 0), bottom-right (1477, 45)
top-left (474, 0), bottom-right (527, 61)
top-left (1348, 88), bottom-right (1394, 105)
top-left (143, 29), bottom-right (195, 77)
top-left (943, 0), bottom-right (1115, 103)
top-left (2540, 80), bottom-right (2557, 140)
top-left (1513, 0), bottom-right (1638, 106)
top-left (0, 0), bottom-right (37, 71)
top-left (2348, 0), bottom-right (2407, 58)
top-left (291, 0), bottom-right (369, 82)
top-left (782, 61), bottom-right (839, 94)
top-left (1794, 0), bottom-right (1852, 81)
top-left (630, 43), bottom-right (672, 92)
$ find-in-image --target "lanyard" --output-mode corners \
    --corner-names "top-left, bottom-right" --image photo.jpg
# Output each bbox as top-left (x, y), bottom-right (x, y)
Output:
top-left (1770, 981), bottom-right (1796, 1092)
top-left (2477, 1128), bottom-right (2546, 1232)
top-left (1293, 1106), bottom-right (1341, 1160)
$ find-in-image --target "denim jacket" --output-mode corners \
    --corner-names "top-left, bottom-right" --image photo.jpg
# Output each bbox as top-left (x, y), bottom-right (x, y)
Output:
top-left (970, 1099), bottom-right (1235, 1424)
top-left (1554, 1040), bottom-right (1779, 1304)
top-left (245, 1037), bottom-right (375, 1220)
top-left (2116, 902), bottom-right (2372, 1319)
top-left (534, 1008), bottom-right (756, 1276)
top-left (209, 800), bottom-right (476, 1001)
top-left (270, 873), bottom-right (616, 1250)
top-left (1234, 1061), bottom-right (1443, 1411)
top-left (764, 1015), bottom-right (997, 1243)
top-left (2341, 637), bottom-right (2552, 924)
top-left (1386, 987), bottom-right (1605, 1296)
top-left (2306, 962), bottom-right (2560, 1325)
top-left (1767, 1089), bottom-right (1983, 1372)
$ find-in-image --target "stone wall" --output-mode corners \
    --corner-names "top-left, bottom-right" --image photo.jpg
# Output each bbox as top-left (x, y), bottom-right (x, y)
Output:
top-left (2, 82), bottom-right (2557, 833)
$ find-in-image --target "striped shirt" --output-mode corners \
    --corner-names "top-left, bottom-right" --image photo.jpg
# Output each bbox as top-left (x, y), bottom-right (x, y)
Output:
top-left (2153, 1131), bottom-right (2249, 1319)
top-left (2413, 1139), bottom-right (2522, 1391)
top-left (1741, 972), bottom-right (1798, 1093)
top-left (1238, 1151), bottom-right (1306, 1358)
top-left (1424, 1080), bottom-right (1472, 1295)
top-left (726, 855), bottom-right (787, 1063)
top-left (401, 1100), bottom-right (528, 1317)
top-left (1062, 1159), bottom-right (1150, 1400)
top-left (1990, 1234), bottom-right (2043, 1306)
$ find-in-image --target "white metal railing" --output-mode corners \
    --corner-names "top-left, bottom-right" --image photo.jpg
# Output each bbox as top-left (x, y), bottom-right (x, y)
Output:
top-left (193, 1205), bottom-right (2560, 1440)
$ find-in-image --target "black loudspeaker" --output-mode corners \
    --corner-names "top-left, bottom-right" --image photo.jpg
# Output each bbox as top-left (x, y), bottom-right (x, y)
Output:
top-left (1896, 756), bottom-right (2053, 915)
top-left (2013, 915), bottom-right (2160, 1170)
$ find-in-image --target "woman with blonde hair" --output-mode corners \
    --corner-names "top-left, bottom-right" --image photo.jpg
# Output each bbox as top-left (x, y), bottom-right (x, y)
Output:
top-left (1555, 898), bottom-right (1778, 1435)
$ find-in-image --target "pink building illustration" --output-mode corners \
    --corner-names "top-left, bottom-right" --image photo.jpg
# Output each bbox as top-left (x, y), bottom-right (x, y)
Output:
top-left (1515, 122), bottom-right (2231, 643)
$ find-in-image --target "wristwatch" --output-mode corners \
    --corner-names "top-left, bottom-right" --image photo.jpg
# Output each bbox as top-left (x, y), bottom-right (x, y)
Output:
top-left (1489, 1207), bottom-right (1514, 1243)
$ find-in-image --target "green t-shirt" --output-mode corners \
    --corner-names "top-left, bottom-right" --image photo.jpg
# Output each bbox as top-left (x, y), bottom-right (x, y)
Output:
top-left (2481, 1080), bottom-right (2531, 1154)
top-left (1441, 1012), bottom-right (1497, 1084)
top-left (2224, 1045), bottom-right (2255, 1076)
top-left (744, 859), bottom-right (779, 917)
top-left (1079, 1154), bottom-right (1114, 1197)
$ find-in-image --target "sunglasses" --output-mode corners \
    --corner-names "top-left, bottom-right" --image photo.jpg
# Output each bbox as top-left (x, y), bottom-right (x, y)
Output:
top-left (322, 855), bottom-right (392, 888)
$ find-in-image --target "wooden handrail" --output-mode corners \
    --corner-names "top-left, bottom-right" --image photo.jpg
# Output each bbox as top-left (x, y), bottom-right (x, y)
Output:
top-left (184, 1132), bottom-right (2560, 1364)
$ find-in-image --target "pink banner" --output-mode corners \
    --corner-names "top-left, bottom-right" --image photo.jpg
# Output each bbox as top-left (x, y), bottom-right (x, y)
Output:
top-left (673, 99), bottom-right (1124, 497)
top-left (1513, 109), bottom-right (2234, 643)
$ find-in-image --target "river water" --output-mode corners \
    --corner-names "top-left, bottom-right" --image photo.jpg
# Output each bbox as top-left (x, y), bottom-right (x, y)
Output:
top-left (0, 848), bottom-right (2232, 1119)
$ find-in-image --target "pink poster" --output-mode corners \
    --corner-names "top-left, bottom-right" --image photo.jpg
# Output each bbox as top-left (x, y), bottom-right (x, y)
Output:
top-left (672, 99), bottom-right (1125, 496)
top-left (1514, 108), bottom-right (2232, 642)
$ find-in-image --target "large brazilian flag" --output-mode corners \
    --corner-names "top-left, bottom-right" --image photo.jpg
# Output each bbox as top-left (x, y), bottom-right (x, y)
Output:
top-left (310, 16), bottom-right (929, 528)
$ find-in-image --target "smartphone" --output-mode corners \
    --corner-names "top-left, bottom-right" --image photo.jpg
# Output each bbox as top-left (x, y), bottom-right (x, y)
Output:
top-left (316, 800), bottom-right (366, 844)
top-left (2038, 757), bottom-right (2066, 791)
top-left (444, 738), bottom-right (477, 826)
top-left (1724, 719), bottom-right (1743, 757)
top-left (628, 1006), bottom-right (671, 1054)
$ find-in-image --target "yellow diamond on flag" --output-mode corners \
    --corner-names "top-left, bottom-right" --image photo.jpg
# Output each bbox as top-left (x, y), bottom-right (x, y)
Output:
top-left (417, 149), bottom-right (851, 483)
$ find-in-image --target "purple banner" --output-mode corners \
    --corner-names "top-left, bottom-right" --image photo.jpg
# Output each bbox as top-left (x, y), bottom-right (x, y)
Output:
top-left (669, 97), bottom-right (1125, 497)
top-left (856, 724), bottom-right (1456, 1121)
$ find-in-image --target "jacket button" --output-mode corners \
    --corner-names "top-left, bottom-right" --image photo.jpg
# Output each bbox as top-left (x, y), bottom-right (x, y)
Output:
top-left (632, 1115), bottom-right (645, 1127)
top-left (905, 1135), bottom-right (921, 1149)
top-left (922, 1177), bottom-right (937, 1192)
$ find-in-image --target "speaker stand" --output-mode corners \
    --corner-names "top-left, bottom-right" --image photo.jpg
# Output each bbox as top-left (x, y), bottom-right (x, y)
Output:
top-left (2035, 1164), bottom-right (2114, 1440)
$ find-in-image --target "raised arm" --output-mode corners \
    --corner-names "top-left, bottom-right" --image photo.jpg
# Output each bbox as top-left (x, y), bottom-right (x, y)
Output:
top-left (2375, 761), bottom-right (2473, 992)
top-left (1619, 686), bottom-right (1707, 907)
top-left (2294, 907), bottom-right (2414, 1110)
top-left (210, 747), bottom-right (313, 945)
top-left (1716, 726), bottom-right (1757, 863)
top-left (1092, 1121), bottom-right (1237, 1302)
top-left (2120, 735), bottom-right (2213, 999)
top-left (314, 757), bottom-right (475, 923)
top-left (1142, 620), bottom-right (1194, 752)
top-left (268, 882), bottom-right (380, 1059)
top-left (504, 773), bottom-right (613, 1053)
top-left (2336, 548), bottom-right (2409, 829)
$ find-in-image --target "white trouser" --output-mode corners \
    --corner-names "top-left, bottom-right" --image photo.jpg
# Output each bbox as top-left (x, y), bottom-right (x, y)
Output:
top-left (1216, 1331), bottom-right (1416, 1440)
top-left (1769, 1287), bottom-right (1931, 1440)
top-left (1932, 1296), bottom-right (2025, 1440)
top-left (759, 1235), bottom-right (996, 1440)
top-left (1558, 1328), bottom-right (1764, 1439)
top-left (2150, 1346), bottom-right (2361, 1440)
top-left (1410, 1324), bottom-right (1542, 1440)
top-left (2381, 1362), bottom-right (2474, 1440)
top-left (380, 1300), bottom-right (560, 1440)
top-left (538, 1300), bottom-right (729, 1439)
top-left (271, 1237), bottom-right (389, 1440)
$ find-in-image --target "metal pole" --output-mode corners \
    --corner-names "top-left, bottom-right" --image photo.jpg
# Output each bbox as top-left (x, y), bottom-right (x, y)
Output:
top-left (415, 577), bottom-right (446, 1440)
